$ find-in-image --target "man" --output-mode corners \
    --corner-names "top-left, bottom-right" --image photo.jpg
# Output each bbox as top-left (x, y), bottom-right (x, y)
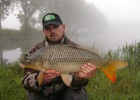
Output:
top-left (23, 13), bottom-right (97, 100)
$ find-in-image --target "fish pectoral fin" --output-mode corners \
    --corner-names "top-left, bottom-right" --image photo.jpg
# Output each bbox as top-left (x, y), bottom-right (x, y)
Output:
top-left (37, 70), bottom-right (45, 86)
top-left (61, 74), bottom-right (73, 86)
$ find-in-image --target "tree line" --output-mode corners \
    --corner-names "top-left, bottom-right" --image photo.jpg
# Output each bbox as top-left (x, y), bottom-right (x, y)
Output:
top-left (0, 0), bottom-right (107, 34)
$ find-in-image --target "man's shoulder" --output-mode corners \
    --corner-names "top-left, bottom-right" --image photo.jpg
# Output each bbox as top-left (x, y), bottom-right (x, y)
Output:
top-left (64, 37), bottom-right (78, 46)
top-left (26, 39), bottom-right (45, 56)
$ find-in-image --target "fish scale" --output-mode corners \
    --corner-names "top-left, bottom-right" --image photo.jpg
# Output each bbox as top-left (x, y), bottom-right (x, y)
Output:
top-left (49, 46), bottom-right (96, 64)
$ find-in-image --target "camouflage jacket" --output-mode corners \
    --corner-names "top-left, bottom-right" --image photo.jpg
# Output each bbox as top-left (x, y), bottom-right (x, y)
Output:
top-left (22, 36), bottom-right (89, 97)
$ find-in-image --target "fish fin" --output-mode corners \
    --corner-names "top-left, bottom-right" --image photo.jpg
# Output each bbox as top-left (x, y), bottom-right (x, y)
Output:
top-left (101, 60), bottom-right (128, 83)
top-left (61, 74), bottom-right (73, 86)
top-left (108, 60), bottom-right (128, 69)
top-left (101, 65), bottom-right (117, 83)
top-left (37, 70), bottom-right (45, 86)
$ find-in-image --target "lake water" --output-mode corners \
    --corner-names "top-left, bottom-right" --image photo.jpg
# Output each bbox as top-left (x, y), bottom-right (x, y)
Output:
top-left (3, 48), bottom-right (22, 63)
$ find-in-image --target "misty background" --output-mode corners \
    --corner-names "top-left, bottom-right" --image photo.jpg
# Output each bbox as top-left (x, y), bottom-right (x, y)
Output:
top-left (0, 0), bottom-right (140, 63)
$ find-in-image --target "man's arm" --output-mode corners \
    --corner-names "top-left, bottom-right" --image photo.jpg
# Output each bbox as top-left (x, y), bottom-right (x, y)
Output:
top-left (22, 68), bottom-right (42, 93)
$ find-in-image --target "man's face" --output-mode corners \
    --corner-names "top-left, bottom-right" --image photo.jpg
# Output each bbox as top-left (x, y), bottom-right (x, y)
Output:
top-left (43, 24), bottom-right (65, 43)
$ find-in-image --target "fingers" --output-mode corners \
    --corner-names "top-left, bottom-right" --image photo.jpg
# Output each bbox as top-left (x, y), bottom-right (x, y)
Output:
top-left (44, 69), bottom-right (60, 75)
top-left (75, 63), bottom-right (97, 79)
top-left (43, 69), bottom-right (61, 83)
top-left (82, 63), bottom-right (97, 78)
top-left (84, 63), bottom-right (97, 76)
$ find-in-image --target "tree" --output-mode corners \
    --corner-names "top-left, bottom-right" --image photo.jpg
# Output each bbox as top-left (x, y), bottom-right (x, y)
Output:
top-left (15, 0), bottom-right (50, 32)
top-left (15, 0), bottom-right (36, 32)
top-left (13, 0), bottom-right (107, 34)
top-left (0, 0), bottom-right (11, 29)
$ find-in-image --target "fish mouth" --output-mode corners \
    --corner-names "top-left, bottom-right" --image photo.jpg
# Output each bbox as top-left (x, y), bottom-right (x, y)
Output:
top-left (19, 61), bottom-right (26, 68)
top-left (18, 59), bottom-right (30, 68)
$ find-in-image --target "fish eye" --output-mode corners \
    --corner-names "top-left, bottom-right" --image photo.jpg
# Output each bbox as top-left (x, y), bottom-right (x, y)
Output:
top-left (26, 60), bottom-right (31, 64)
top-left (27, 60), bottom-right (30, 62)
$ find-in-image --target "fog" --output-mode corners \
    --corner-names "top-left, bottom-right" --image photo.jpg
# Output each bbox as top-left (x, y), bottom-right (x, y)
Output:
top-left (70, 0), bottom-right (140, 51)
top-left (0, 0), bottom-right (140, 62)
top-left (2, 0), bottom-right (140, 50)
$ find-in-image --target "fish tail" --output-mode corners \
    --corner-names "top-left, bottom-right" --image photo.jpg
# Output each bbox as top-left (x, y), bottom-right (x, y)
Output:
top-left (100, 60), bottom-right (128, 83)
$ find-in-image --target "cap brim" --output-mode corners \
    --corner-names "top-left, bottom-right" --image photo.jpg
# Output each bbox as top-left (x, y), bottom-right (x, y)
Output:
top-left (43, 21), bottom-right (61, 27)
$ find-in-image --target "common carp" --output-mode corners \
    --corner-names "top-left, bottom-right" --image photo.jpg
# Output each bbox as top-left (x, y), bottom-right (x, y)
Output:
top-left (19, 45), bottom-right (128, 86)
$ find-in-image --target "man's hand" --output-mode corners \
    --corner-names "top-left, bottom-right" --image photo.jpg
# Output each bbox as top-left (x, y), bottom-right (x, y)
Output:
top-left (43, 69), bottom-right (61, 83)
top-left (74, 63), bottom-right (97, 81)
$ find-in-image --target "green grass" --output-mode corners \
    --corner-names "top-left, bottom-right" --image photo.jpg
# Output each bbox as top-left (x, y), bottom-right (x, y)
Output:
top-left (0, 63), bottom-right (27, 100)
top-left (86, 68), bottom-right (140, 100)
top-left (86, 41), bottom-right (140, 100)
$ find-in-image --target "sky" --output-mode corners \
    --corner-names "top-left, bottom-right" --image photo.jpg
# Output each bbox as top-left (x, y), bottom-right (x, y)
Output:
top-left (85, 0), bottom-right (140, 22)
top-left (73, 0), bottom-right (140, 51)
top-left (2, 8), bottom-right (21, 30)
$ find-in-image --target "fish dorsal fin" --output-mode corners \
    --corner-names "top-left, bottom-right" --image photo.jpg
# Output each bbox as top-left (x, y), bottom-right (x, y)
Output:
top-left (61, 74), bottom-right (73, 86)
top-left (66, 45), bottom-right (101, 57)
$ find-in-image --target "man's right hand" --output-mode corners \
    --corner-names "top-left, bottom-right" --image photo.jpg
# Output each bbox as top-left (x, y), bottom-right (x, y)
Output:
top-left (42, 69), bottom-right (61, 83)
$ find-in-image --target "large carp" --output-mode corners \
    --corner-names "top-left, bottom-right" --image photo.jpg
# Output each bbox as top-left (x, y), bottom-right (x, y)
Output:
top-left (19, 45), bottom-right (128, 86)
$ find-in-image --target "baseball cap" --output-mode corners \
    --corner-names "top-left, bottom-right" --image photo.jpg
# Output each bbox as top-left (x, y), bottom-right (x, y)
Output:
top-left (42, 13), bottom-right (62, 28)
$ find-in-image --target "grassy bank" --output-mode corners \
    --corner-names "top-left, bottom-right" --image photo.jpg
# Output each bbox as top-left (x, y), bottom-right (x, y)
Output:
top-left (86, 42), bottom-right (140, 100)
top-left (86, 68), bottom-right (140, 100)
top-left (0, 63), bottom-right (27, 100)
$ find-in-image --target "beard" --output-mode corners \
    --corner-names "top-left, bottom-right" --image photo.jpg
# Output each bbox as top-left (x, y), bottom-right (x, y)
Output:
top-left (45, 33), bottom-right (65, 44)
